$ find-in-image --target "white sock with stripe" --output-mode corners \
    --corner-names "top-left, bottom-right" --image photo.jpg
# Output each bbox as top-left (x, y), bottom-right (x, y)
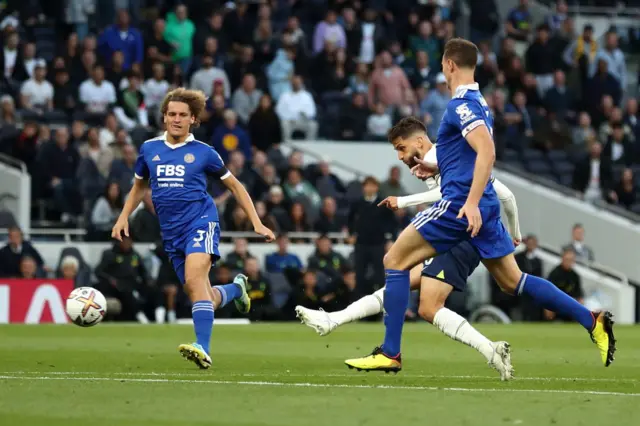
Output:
top-left (433, 308), bottom-right (495, 361)
top-left (329, 289), bottom-right (385, 326)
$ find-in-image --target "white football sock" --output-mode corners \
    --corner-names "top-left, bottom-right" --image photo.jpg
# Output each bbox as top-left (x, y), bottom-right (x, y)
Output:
top-left (155, 307), bottom-right (166, 324)
top-left (136, 311), bottom-right (150, 324)
top-left (330, 288), bottom-right (385, 326)
top-left (167, 310), bottom-right (177, 323)
top-left (433, 308), bottom-right (494, 362)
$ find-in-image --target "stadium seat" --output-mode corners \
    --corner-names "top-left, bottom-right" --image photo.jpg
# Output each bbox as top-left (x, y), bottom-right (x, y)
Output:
top-left (522, 149), bottom-right (545, 162)
top-left (630, 203), bottom-right (640, 216)
top-left (0, 209), bottom-right (17, 228)
top-left (503, 149), bottom-right (519, 163)
top-left (553, 161), bottom-right (575, 176)
top-left (525, 160), bottom-right (552, 175)
top-left (559, 174), bottom-right (573, 187)
top-left (547, 150), bottom-right (568, 163)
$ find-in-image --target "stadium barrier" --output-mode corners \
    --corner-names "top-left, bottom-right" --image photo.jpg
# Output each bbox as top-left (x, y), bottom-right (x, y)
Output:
top-left (0, 154), bottom-right (31, 233)
top-left (27, 240), bottom-right (636, 324)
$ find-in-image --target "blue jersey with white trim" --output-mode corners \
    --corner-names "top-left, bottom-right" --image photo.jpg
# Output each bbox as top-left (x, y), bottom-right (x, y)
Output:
top-left (134, 132), bottom-right (230, 237)
top-left (436, 83), bottom-right (499, 206)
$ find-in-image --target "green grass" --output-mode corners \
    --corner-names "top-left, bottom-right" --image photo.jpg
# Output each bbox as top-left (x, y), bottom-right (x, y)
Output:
top-left (0, 322), bottom-right (639, 426)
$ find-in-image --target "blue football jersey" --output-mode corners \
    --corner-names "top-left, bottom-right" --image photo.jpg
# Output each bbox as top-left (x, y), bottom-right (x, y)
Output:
top-left (436, 83), bottom-right (499, 206)
top-left (134, 132), bottom-right (230, 237)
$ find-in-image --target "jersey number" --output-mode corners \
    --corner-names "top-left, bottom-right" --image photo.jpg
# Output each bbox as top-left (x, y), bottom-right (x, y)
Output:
top-left (157, 165), bottom-right (185, 176)
top-left (193, 230), bottom-right (206, 242)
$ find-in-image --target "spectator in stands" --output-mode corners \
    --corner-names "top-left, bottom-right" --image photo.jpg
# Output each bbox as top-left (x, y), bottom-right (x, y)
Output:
top-left (314, 196), bottom-right (344, 234)
top-left (266, 46), bottom-right (294, 101)
top-left (266, 185), bottom-right (290, 230)
top-left (130, 190), bottom-right (161, 243)
top-left (563, 24), bottom-right (596, 83)
top-left (546, 0), bottom-right (568, 34)
top-left (190, 55), bottom-right (230, 98)
top-left (604, 121), bottom-right (633, 167)
top-left (225, 238), bottom-right (254, 272)
top-left (368, 51), bottom-right (411, 110)
top-left (265, 234), bottom-right (303, 273)
top-left (142, 62), bottom-right (170, 127)
top-left (545, 248), bottom-right (584, 321)
top-left (589, 31), bottom-right (626, 90)
top-left (114, 71), bottom-right (149, 130)
top-left (98, 9), bottom-right (143, 70)
top-left (248, 94), bottom-right (282, 153)
top-left (623, 98), bottom-right (639, 141)
top-left (296, 270), bottom-right (324, 311)
top-left (89, 181), bottom-right (123, 240)
top-left (599, 108), bottom-right (634, 145)
top-left (366, 102), bottom-right (392, 140)
top-left (52, 68), bottom-right (77, 116)
top-left (526, 24), bottom-right (554, 97)
top-left (379, 166), bottom-right (407, 198)
top-left (286, 202), bottom-right (312, 233)
top-left (79, 64), bottom-right (117, 118)
top-left (144, 18), bottom-right (174, 73)
top-left (544, 70), bottom-right (574, 122)
top-left (348, 176), bottom-right (396, 299)
top-left (506, 90), bottom-right (534, 142)
top-left (339, 92), bottom-right (370, 141)
top-left (572, 142), bottom-right (614, 205)
top-left (59, 255), bottom-right (80, 285)
top-left (586, 61), bottom-right (622, 124)
top-left (572, 111), bottom-right (596, 147)
top-left (1, 31), bottom-right (28, 83)
top-left (232, 74), bottom-right (262, 126)
top-left (467, 0), bottom-right (500, 46)
top-left (282, 168), bottom-right (321, 211)
top-left (11, 121), bottom-right (38, 176)
top-left (313, 9), bottom-right (346, 55)
top-left (505, 0), bottom-right (532, 47)
top-left (17, 256), bottom-right (39, 279)
top-left (409, 22), bottom-right (440, 69)
top-left (38, 127), bottom-right (81, 223)
top-left (0, 226), bottom-right (45, 278)
top-left (308, 235), bottom-right (349, 282)
top-left (164, 4), bottom-right (196, 75)
top-left (563, 224), bottom-right (595, 263)
top-left (210, 109), bottom-right (252, 163)
top-left (347, 62), bottom-right (370, 95)
top-left (613, 168), bottom-right (637, 210)
top-left (94, 236), bottom-right (152, 323)
top-left (275, 75), bottom-right (318, 141)
top-left (244, 257), bottom-right (275, 321)
top-left (420, 73), bottom-right (450, 138)
top-left (19, 60), bottom-right (53, 113)
top-left (64, 0), bottom-right (94, 41)
top-left (0, 94), bottom-right (20, 127)
top-left (311, 159), bottom-right (345, 195)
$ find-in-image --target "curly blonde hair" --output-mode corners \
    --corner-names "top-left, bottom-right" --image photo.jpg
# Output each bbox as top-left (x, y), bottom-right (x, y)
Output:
top-left (160, 88), bottom-right (207, 127)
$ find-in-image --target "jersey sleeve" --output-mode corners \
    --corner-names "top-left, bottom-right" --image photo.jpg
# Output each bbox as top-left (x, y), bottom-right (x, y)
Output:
top-left (206, 147), bottom-right (231, 180)
top-left (134, 144), bottom-right (149, 180)
top-left (447, 98), bottom-right (486, 138)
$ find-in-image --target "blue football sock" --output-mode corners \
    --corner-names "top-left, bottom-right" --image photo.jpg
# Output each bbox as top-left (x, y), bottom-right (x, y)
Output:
top-left (515, 274), bottom-right (594, 331)
top-left (381, 269), bottom-right (411, 357)
top-left (191, 300), bottom-right (214, 353)
top-left (214, 283), bottom-right (243, 308)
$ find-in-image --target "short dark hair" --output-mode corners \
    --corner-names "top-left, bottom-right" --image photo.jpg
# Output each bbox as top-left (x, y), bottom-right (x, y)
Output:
top-left (362, 176), bottom-right (379, 187)
top-left (387, 116), bottom-right (427, 142)
top-left (443, 38), bottom-right (478, 69)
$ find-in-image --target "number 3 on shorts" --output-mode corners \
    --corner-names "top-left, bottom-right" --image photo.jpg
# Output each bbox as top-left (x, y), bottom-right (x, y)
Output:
top-left (192, 230), bottom-right (206, 247)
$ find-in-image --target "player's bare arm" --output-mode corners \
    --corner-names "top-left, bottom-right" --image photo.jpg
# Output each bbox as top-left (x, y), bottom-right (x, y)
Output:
top-left (460, 125), bottom-right (495, 237)
top-left (112, 178), bottom-right (148, 241)
top-left (222, 174), bottom-right (275, 242)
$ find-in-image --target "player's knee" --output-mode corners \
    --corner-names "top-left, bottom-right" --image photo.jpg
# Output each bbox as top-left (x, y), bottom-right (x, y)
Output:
top-left (383, 252), bottom-right (402, 270)
top-left (164, 285), bottom-right (178, 298)
top-left (418, 302), bottom-right (439, 323)
top-left (496, 272), bottom-right (522, 295)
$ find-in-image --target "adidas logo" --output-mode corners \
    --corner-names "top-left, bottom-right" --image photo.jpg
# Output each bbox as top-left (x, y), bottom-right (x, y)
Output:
top-left (152, 155), bottom-right (161, 161)
top-left (193, 241), bottom-right (201, 247)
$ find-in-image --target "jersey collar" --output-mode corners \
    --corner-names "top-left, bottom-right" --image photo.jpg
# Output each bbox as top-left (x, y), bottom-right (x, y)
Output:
top-left (162, 131), bottom-right (195, 149)
top-left (453, 83), bottom-right (479, 96)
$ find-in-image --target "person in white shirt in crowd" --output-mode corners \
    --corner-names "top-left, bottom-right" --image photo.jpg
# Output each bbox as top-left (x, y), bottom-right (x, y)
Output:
top-left (367, 102), bottom-right (392, 139)
top-left (2, 31), bottom-right (23, 81)
top-left (141, 62), bottom-right (170, 127)
top-left (232, 73), bottom-right (263, 125)
top-left (275, 75), bottom-right (318, 140)
top-left (20, 42), bottom-right (37, 79)
top-left (189, 55), bottom-right (230, 98)
top-left (79, 64), bottom-right (117, 115)
top-left (563, 223), bottom-right (595, 263)
top-left (20, 59), bottom-right (53, 113)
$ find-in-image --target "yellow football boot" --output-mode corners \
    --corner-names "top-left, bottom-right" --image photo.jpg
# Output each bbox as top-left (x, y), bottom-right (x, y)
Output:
top-left (589, 311), bottom-right (616, 367)
top-left (345, 346), bottom-right (402, 373)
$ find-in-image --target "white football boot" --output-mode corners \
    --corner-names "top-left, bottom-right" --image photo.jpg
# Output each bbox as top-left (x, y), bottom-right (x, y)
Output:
top-left (295, 306), bottom-right (339, 336)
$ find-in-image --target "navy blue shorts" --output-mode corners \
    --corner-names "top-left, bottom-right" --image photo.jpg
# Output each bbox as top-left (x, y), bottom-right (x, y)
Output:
top-left (164, 220), bottom-right (221, 285)
top-left (421, 241), bottom-right (481, 292)
top-left (411, 199), bottom-right (514, 259)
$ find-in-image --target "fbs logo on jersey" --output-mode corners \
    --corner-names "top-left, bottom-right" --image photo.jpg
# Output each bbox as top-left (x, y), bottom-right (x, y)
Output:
top-left (455, 103), bottom-right (476, 125)
top-left (156, 165), bottom-right (185, 188)
top-left (157, 165), bottom-right (185, 176)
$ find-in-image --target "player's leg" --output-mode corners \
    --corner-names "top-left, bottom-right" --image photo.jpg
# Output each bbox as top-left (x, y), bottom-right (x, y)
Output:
top-left (295, 265), bottom-right (423, 335)
top-left (210, 273), bottom-right (252, 314)
top-left (483, 254), bottom-right (616, 366)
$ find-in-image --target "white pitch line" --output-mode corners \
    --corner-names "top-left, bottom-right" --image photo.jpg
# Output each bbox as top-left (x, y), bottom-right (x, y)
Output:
top-left (1, 371), bottom-right (637, 383)
top-left (0, 375), bottom-right (638, 397)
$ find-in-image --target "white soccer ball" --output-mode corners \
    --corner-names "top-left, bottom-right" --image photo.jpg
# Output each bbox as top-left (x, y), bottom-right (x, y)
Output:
top-left (66, 287), bottom-right (107, 327)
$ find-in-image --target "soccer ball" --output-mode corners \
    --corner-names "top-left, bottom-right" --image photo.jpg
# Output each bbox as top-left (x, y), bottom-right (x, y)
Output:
top-left (66, 287), bottom-right (107, 327)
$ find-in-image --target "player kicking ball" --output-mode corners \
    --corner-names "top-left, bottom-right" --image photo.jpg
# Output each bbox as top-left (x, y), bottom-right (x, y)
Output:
top-left (112, 88), bottom-right (275, 369)
top-left (344, 38), bottom-right (615, 373)
top-left (296, 142), bottom-right (519, 380)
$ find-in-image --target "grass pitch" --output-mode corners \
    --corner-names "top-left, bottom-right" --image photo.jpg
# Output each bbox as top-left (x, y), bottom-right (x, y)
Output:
top-left (0, 322), bottom-right (639, 426)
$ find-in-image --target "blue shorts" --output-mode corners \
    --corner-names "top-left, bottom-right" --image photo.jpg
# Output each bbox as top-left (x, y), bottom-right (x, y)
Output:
top-left (163, 220), bottom-right (221, 285)
top-left (412, 199), bottom-right (514, 259)
top-left (421, 241), bottom-right (481, 292)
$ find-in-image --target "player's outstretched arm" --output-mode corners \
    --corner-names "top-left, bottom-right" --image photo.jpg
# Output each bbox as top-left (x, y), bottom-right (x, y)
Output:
top-left (112, 178), bottom-right (148, 241)
top-left (222, 174), bottom-right (275, 242)
top-left (493, 178), bottom-right (521, 244)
